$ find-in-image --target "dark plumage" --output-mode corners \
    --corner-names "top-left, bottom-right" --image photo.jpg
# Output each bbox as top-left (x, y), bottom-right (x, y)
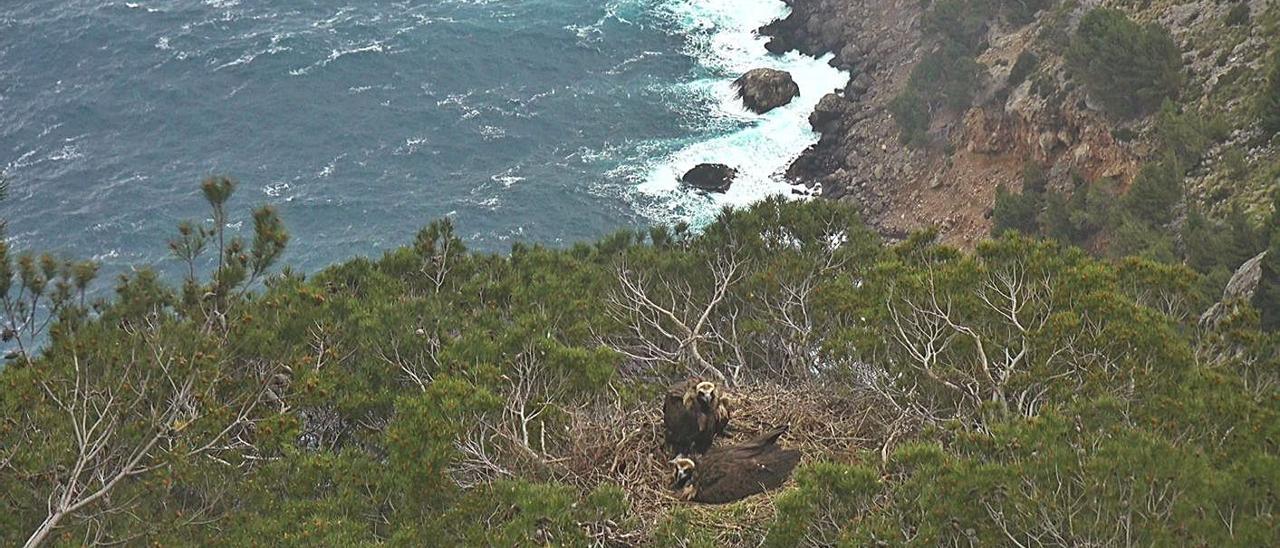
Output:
top-left (669, 426), bottom-right (801, 504)
top-left (663, 380), bottom-right (731, 455)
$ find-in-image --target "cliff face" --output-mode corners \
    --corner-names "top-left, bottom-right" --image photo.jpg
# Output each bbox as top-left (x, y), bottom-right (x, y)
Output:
top-left (764, 0), bottom-right (1274, 246)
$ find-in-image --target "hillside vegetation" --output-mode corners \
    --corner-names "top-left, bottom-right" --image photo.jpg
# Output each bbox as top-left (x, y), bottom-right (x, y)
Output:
top-left (2, 182), bottom-right (1278, 545)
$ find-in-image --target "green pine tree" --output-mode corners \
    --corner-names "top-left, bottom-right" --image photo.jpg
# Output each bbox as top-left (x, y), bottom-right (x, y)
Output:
top-left (1068, 9), bottom-right (1184, 118)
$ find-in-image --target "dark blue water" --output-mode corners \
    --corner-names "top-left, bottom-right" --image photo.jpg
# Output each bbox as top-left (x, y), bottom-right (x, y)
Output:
top-left (1, 0), bottom-right (844, 276)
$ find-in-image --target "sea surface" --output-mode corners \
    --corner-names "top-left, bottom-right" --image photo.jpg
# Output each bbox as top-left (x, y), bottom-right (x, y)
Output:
top-left (0, 0), bottom-right (846, 276)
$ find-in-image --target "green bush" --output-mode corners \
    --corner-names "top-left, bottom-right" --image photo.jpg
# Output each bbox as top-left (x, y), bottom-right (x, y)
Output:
top-left (992, 185), bottom-right (1042, 236)
top-left (1224, 2), bottom-right (1250, 26)
top-left (1260, 191), bottom-right (1280, 331)
top-left (891, 90), bottom-right (931, 147)
top-left (991, 165), bottom-right (1048, 236)
top-left (1124, 153), bottom-right (1184, 225)
top-left (1007, 50), bottom-right (1040, 86)
top-left (1153, 100), bottom-right (1217, 165)
top-left (1260, 49), bottom-right (1280, 136)
top-left (1068, 9), bottom-right (1184, 118)
top-left (892, 44), bottom-right (983, 145)
top-left (922, 0), bottom-right (992, 53)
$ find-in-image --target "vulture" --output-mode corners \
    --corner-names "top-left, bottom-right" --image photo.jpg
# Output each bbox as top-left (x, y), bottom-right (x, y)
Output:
top-left (663, 380), bottom-right (732, 455)
top-left (669, 426), bottom-right (800, 504)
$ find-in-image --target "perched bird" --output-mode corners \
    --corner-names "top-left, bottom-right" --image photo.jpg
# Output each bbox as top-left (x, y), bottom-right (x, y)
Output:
top-left (669, 426), bottom-right (800, 504)
top-left (663, 380), bottom-right (731, 455)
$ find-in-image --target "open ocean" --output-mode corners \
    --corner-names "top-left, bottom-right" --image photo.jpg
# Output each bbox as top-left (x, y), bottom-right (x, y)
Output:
top-left (0, 0), bottom-right (846, 276)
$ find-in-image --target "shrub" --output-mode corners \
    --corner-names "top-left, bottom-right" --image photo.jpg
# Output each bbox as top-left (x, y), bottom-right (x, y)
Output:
top-left (892, 45), bottom-right (983, 145)
top-left (1007, 50), bottom-right (1040, 86)
top-left (992, 185), bottom-right (1042, 236)
top-left (1224, 2), bottom-right (1250, 26)
top-left (1260, 49), bottom-right (1280, 136)
top-left (992, 165), bottom-right (1048, 236)
top-left (1154, 100), bottom-right (1212, 164)
top-left (1124, 153), bottom-right (1184, 226)
top-left (891, 90), bottom-right (931, 147)
top-left (922, 0), bottom-right (993, 54)
top-left (1068, 9), bottom-right (1184, 118)
top-left (912, 45), bottom-right (983, 111)
top-left (1260, 191), bottom-right (1280, 331)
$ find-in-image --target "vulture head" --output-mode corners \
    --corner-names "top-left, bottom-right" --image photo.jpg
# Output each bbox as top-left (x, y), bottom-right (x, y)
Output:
top-left (694, 381), bottom-right (716, 408)
top-left (669, 456), bottom-right (697, 498)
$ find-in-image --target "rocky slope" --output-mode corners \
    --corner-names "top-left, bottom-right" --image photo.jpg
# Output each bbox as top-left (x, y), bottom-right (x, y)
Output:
top-left (762, 0), bottom-right (1276, 246)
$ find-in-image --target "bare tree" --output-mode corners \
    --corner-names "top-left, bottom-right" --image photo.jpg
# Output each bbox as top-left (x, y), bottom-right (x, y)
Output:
top-left (753, 242), bottom-right (850, 381)
top-left (880, 260), bottom-right (1070, 424)
top-left (376, 328), bottom-right (441, 393)
top-left (603, 252), bottom-right (745, 383)
top-left (21, 323), bottom-right (276, 547)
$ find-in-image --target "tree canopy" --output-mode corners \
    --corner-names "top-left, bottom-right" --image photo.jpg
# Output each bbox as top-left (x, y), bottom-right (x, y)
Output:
top-left (2, 187), bottom-right (1277, 545)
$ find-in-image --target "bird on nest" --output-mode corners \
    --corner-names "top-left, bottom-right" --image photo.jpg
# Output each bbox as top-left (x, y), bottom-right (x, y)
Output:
top-left (662, 379), bottom-right (733, 456)
top-left (669, 425), bottom-right (800, 504)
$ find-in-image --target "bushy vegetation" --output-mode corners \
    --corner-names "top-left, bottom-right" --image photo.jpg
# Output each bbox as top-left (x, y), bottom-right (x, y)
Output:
top-left (1067, 8), bottom-right (1184, 118)
top-left (892, 43), bottom-right (984, 146)
top-left (990, 94), bottom-right (1261, 285)
top-left (1261, 48), bottom-right (1280, 137)
top-left (894, 0), bottom-right (1057, 145)
top-left (1224, 1), bottom-right (1251, 27)
top-left (1006, 50), bottom-right (1039, 87)
top-left (3, 178), bottom-right (1278, 545)
top-left (892, 1), bottom-right (991, 146)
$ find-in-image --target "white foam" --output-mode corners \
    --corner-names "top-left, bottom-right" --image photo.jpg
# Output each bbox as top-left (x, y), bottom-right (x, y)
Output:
top-left (629, 0), bottom-right (849, 228)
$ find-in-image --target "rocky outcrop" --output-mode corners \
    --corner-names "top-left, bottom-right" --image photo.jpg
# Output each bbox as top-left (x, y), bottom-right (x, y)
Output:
top-left (682, 164), bottom-right (737, 193)
top-left (734, 68), bottom-right (800, 114)
top-left (755, 0), bottom-right (1147, 248)
top-left (809, 93), bottom-right (854, 133)
top-left (1200, 251), bottom-right (1268, 328)
top-left (759, 0), bottom-right (854, 59)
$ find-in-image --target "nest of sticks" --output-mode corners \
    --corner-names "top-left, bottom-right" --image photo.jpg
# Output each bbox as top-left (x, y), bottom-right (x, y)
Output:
top-left (543, 381), bottom-right (900, 545)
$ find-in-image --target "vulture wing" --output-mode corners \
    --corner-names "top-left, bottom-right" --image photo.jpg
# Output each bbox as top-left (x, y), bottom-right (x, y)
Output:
top-left (693, 431), bottom-right (801, 504)
top-left (663, 392), bottom-right (695, 454)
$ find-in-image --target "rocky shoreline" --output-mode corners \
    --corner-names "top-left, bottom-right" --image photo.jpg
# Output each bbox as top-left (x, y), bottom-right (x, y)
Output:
top-left (753, 0), bottom-right (1142, 246)
top-left (758, 0), bottom-right (932, 240)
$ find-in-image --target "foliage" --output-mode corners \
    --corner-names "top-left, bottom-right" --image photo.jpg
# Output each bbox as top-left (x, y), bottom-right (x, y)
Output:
top-left (3, 193), bottom-right (1278, 544)
top-left (1259, 190), bottom-right (1280, 331)
top-left (1224, 2), bottom-right (1250, 26)
top-left (1007, 50), bottom-right (1039, 87)
top-left (1260, 48), bottom-right (1280, 137)
top-left (1068, 8), bottom-right (1184, 118)
top-left (891, 90), bottom-right (932, 147)
top-left (892, 44), bottom-right (984, 146)
top-left (1124, 152), bottom-right (1184, 226)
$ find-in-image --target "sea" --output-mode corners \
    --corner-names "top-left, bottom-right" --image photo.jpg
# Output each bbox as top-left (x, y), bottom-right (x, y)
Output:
top-left (0, 0), bottom-right (847, 277)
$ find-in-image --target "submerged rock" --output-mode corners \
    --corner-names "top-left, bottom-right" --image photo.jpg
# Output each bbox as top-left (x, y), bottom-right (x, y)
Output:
top-left (681, 164), bottom-right (737, 193)
top-left (733, 68), bottom-right (800, 114)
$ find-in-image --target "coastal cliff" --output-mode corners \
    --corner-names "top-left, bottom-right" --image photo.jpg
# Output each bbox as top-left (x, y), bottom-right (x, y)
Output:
top-left (761, 0), bottom-right (1279, 250)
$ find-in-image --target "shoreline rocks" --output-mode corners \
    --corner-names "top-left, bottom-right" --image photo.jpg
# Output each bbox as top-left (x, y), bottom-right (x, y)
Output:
top-left (756, 0), bottom-right (918, 238)
top-left (682, 164), bottom-right (737, 193)
top-left (733, 68), bottom-right (800, 114)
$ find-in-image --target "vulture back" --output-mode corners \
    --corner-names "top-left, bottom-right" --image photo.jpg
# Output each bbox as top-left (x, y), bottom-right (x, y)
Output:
top-left (689, 426), bottom-right (800, 504)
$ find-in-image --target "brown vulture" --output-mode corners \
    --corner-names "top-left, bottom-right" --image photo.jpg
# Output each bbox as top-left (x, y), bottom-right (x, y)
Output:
top-left (669, 426), bottom-right (800, 504)
top-left (663, 380), bottom-right (732, 455)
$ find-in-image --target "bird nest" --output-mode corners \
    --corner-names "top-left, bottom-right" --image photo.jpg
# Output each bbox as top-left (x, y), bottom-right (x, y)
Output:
top-left (547, 381), bottom-right (899, 546)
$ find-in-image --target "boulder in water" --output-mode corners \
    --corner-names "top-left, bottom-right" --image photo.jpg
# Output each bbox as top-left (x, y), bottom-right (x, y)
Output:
top-left (733, 68), bottom-right (800, 114)
top-left (681, 164), bottom-right (737, 193)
